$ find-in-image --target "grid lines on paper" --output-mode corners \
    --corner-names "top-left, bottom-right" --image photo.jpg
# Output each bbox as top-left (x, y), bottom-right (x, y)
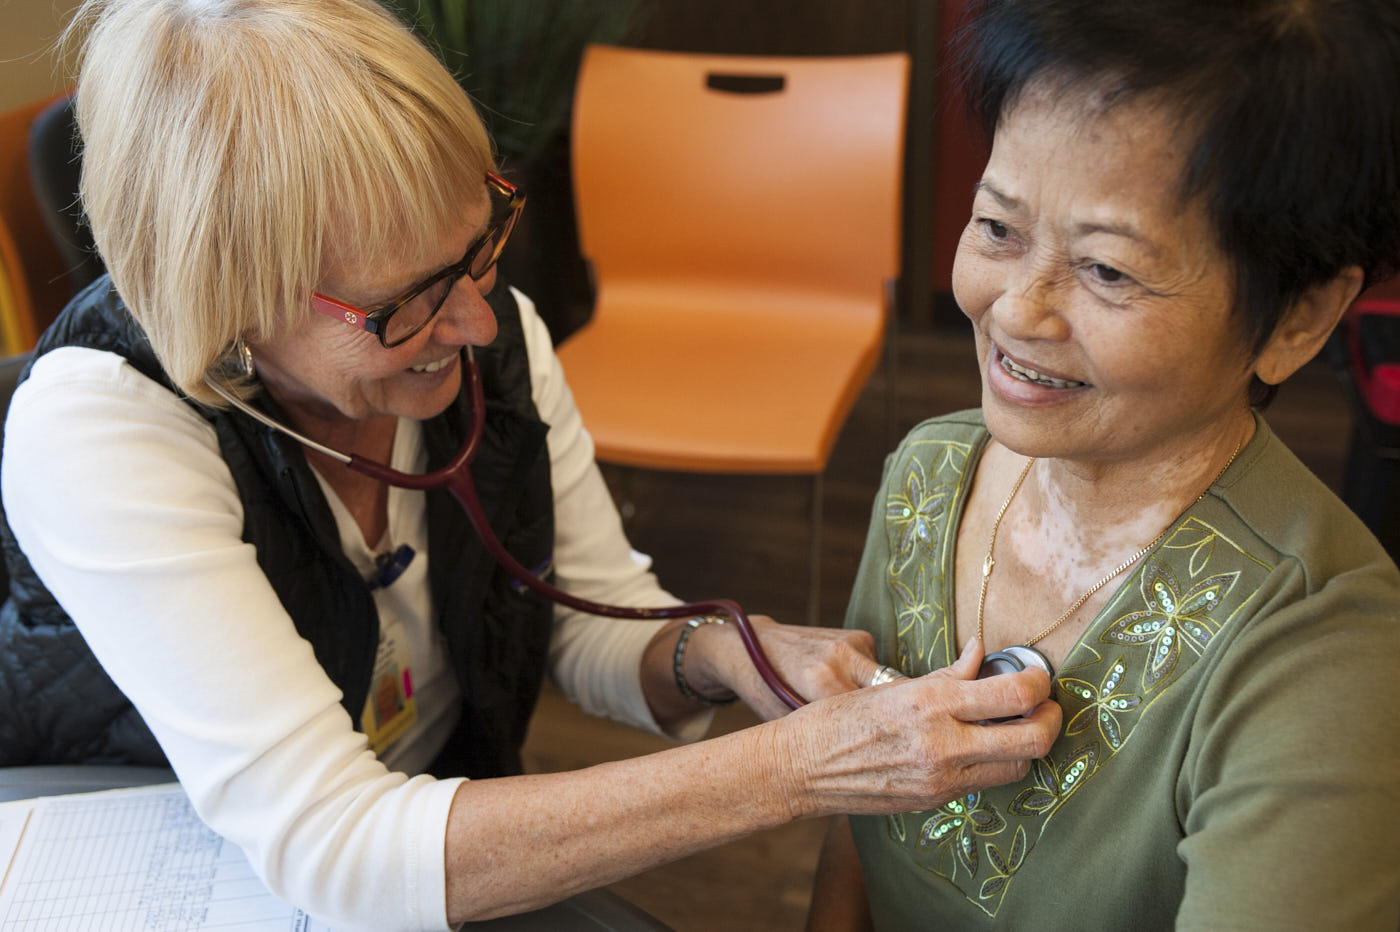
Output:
top-left (0, 790), bottom-right (277, 931)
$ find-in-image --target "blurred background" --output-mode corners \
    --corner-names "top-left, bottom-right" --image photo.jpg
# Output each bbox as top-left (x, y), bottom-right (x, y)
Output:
top-left (2, 1), bottom-right (1392, 928)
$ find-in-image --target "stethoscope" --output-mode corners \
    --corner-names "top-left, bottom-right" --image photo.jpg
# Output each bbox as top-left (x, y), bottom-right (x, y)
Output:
top-left (206, 347), bottom-right (808, 710)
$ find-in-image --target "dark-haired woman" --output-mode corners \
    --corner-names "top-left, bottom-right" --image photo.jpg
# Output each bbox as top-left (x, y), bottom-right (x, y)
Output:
top-left (808, 0), bottom-right (1400, 928)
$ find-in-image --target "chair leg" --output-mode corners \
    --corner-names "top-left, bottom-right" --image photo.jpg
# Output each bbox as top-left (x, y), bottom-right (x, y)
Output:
top-left (807, 472), bottom-right (824, 626)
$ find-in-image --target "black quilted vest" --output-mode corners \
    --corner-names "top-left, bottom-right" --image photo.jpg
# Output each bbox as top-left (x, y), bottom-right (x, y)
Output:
top-left (0, 276), bottom-right (555, 778)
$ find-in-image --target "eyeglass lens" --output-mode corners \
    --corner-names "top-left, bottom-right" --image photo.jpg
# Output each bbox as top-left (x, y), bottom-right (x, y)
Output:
top-left (381, 191), bottom-right (517, 346)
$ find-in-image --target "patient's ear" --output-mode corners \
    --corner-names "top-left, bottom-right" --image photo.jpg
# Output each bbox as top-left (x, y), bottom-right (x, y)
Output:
top-left (1253, 265), bottom-right (1365, 386)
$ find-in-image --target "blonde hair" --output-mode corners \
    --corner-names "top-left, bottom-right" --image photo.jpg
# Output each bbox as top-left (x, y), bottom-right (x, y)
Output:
top-left (64, 0), bottom-right (495, 404)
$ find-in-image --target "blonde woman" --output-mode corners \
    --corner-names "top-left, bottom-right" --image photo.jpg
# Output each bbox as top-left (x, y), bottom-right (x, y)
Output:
top-left (0, 1), bottom-right (1060, 928)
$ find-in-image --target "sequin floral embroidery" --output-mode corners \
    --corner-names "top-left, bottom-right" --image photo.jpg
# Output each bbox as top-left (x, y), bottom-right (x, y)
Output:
top-left (886, 452), bottom-right (960, 575)
top-left (876, 435), bottom-right (1269, 918)
top-left (883, 441), bottom-right (970, 668)
top-left (1060, 654), bottom-right (1141, 750)
top-left (892, 565), bottom-right (938, 672)
top-left (1006, 741), bottom-right (1101, 817)
top-left (1102, 554), bottom-right (1239, 691)
top-left (916, 792), bottom-right (1006, 878)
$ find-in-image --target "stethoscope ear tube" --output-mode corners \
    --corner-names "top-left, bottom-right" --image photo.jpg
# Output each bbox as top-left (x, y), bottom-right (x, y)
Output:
top-left (207, 348), bottom-right (808, 709)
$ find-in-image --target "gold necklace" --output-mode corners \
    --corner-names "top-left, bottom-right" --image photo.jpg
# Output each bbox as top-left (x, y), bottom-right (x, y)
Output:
top-left (976, 437), bottom-right (1244, 650)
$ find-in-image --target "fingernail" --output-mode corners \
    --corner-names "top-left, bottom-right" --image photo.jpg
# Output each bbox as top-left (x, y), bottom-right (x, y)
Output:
top-left (960, 636), bottom-right (980, 659)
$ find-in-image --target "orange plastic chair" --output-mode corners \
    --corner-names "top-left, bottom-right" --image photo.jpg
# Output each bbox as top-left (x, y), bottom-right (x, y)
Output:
top-left (0, 92), bottom-right (71, 353)
top-left (559, 45), bottom-right (909, 623)
top-left (0, 219), bottom-right (29, 356)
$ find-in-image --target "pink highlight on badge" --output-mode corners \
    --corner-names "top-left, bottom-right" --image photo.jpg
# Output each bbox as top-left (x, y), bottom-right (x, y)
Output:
top-left (402, 669), bottom-right (414, 698)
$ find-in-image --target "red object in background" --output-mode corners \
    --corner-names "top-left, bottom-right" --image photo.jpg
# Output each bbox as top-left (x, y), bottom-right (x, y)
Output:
top-left (1348, 298), bottom-right (1400, 426)
top-left (1363, 277), bottom-right (1400, 303)
top-left (1373, 364), bottom-right (1400, 424)
top-left (931, 0), bottom-right (982, 295)
top-left (1338, 295), bottom-right (1400, 562)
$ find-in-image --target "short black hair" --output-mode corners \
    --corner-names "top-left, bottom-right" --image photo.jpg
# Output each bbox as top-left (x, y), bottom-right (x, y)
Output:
top-left (955, 0), bottom-right (1400, 407)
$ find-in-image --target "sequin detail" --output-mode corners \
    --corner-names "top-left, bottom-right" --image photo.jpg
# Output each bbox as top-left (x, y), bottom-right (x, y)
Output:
top-left (916, 792), bottom-right (1006, 878)
top-left (883, 442), bottom-right (969, 667)
top-left (886, 454), bottom-right (958, 576)
top-left (1102, 559), bottom-right (1238, 690)
top-left (876, 443), bottom-right (1268, 917)
top-left (1061, 658), bottom-right (1140, 750)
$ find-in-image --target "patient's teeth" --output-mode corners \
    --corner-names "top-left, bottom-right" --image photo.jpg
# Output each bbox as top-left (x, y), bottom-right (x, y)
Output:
top-left (1000, 354), bottom-right (1084, 388)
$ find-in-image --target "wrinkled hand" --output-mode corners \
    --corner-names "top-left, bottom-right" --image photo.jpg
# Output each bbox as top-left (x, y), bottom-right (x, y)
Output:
top-left (684, 615), bottom-right (887, 720)
top-left (760, 637), bottom-right (1063, 818)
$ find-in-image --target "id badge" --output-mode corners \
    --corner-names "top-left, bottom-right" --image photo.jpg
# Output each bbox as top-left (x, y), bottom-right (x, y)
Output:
top-left (360, 631), bottom-right (417, 755)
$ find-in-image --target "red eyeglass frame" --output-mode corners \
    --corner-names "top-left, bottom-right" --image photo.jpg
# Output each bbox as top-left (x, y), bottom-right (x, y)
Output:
top-left (309, 171), bottom-right (523, 346)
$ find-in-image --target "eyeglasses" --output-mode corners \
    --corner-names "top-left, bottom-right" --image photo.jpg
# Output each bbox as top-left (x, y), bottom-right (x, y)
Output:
top-left (310, 171), bottom-right (524, 347)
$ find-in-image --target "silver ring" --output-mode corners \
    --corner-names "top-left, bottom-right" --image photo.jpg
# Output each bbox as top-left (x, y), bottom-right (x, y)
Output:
top-left (868, 664), bottom-right (903, 687)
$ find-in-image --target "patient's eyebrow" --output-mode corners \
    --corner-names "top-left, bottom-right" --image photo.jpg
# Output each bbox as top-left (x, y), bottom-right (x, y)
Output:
top-left (976, 180), bottom-right (1164, 258)
top-left (1069, 219), bottom-right (1163, 258)
top-left (973, 181), bottom-right (1023, 212)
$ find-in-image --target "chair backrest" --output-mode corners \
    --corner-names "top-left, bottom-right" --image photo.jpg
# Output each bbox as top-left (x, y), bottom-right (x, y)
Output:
top-left (0, 93), bottom-right (72, 348)
top-left (28, 94), bottom-right (105, 299)
top-left (0, 217), bottom-right (33, 356)
top-left (571, 45), bottom-right (909, 312)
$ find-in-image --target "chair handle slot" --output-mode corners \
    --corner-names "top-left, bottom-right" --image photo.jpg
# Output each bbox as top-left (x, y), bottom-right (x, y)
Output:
top-left (705, 73), bottom-right (786, 95)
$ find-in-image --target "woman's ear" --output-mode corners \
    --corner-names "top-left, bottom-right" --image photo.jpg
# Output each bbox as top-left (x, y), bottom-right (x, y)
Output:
top-left (1253, 265), bottom-right (1365, 386)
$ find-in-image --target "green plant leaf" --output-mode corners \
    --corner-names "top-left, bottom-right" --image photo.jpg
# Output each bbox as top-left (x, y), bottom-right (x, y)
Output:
top-left (384, 0), bottom-right (642, 170)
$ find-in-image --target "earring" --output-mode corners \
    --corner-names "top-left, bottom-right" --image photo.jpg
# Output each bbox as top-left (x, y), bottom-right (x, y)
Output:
top-left (234, 338), bottom-right (255, 379)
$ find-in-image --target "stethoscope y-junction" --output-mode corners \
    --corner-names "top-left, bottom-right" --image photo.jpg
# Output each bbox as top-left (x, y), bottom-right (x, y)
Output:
top-left (207, 347), bottom-right (807, 709)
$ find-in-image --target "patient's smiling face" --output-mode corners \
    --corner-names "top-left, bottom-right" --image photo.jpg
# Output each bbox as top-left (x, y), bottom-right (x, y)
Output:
top-left (952, 85), bottom-right (1260, 469)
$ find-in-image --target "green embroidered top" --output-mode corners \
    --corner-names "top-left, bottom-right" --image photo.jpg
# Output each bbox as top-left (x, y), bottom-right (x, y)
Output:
top-left (844, 410), bottom-right (1400, 930)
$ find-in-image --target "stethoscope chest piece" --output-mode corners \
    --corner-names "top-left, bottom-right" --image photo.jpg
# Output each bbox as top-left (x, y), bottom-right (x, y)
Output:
top-left (979, 645), bottom-right (1055, 681)
top-left (977, 646), bottom-right (1054, 725)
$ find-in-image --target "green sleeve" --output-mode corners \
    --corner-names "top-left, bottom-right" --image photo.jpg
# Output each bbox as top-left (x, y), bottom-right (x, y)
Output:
top-left (843, 450), bottom-right (900, 666)
top-left (1177, 561), bottom-right (1400, 929)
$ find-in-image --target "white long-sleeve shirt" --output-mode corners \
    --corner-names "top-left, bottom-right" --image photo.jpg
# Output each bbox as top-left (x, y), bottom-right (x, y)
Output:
top-left (2, 288), bottom-right (701, 930)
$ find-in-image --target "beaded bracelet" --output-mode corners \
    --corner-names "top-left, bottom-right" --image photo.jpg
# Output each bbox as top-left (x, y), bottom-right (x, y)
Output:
top-left (672, 616), bottom-right (739, 706)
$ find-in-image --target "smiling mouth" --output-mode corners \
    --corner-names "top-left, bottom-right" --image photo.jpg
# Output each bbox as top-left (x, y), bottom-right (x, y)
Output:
top-left (999, 353), bottom-right (1087, 389)
top-left (411, 353), bottom-right (457, 374)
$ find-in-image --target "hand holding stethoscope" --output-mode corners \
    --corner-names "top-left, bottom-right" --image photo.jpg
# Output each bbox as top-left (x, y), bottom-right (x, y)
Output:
top-left (207, 344), bottom-right (1050, 711)
top-left (202, 163), bottom-right (1038, 711)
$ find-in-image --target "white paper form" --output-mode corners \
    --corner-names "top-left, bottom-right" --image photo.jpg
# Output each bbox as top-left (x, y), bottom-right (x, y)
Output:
top-left (0, 806), bottom-right (30, 899)
top-left (0, 785), bottom-right (334, 931)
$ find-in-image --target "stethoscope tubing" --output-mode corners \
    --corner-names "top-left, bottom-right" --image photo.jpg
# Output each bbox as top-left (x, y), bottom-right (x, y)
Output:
top-left (207, 348), bottom-right (807, 710)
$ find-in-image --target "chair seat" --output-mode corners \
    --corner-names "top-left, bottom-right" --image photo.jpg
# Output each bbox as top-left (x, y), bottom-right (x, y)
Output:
top-left (557, 287), bottom-right (883, 473)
